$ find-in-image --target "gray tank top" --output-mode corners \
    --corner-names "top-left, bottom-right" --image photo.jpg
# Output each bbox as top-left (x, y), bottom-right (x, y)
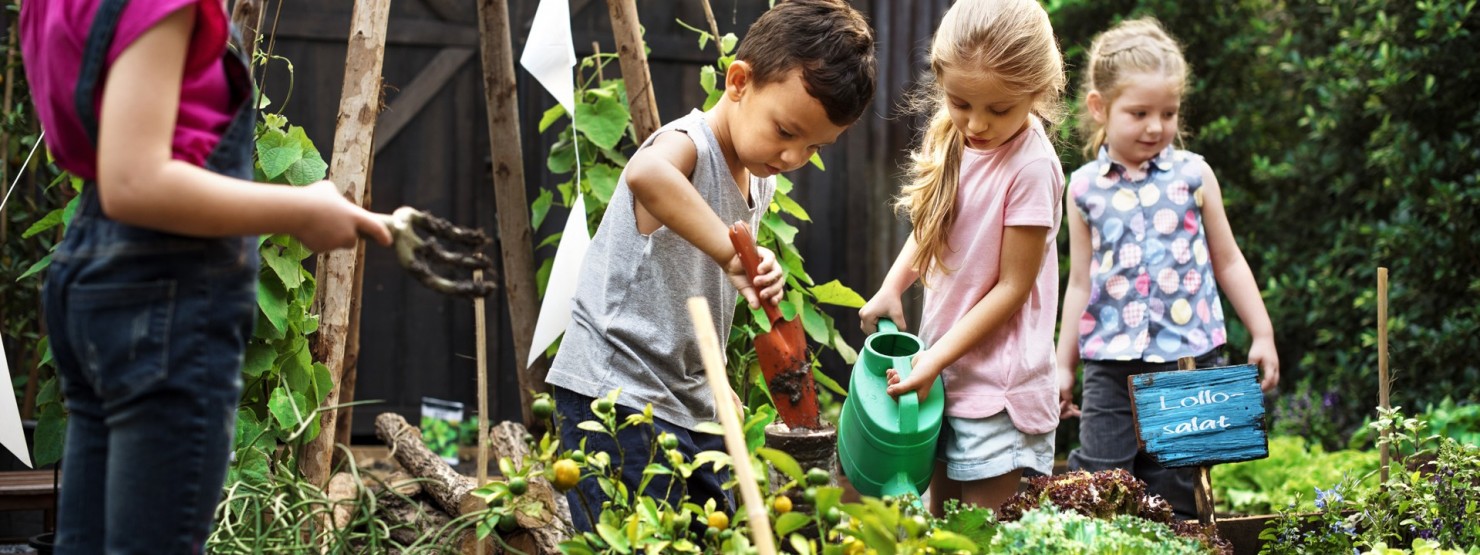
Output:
top-left (546, 110), bottom-right (774, 430)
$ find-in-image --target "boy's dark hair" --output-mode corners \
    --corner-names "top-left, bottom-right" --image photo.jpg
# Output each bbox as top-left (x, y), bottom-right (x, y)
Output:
top-left (736, 0), bottom-right (876, 125)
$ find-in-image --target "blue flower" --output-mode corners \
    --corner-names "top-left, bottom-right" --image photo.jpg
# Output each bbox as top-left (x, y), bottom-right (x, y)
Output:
top-left (1314, 486), bottom-right (1343, 510)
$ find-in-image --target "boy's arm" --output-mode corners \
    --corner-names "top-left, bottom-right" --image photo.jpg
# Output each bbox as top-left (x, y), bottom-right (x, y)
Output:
top-left (1056, 190), bottom-right (1093, 417)
top-left (96, 5), bottom-right (390, 251)
top-left (626, 132), bottom-right (781, 307)
top-left (886, 225), bottom-right (1051, 401)
top-left (1199, 165), bottom-right (1279, 392)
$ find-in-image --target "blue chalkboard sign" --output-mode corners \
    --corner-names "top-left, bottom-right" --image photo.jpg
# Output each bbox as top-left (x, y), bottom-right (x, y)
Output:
top-left (1129, 364), bottom-right (1268, 468)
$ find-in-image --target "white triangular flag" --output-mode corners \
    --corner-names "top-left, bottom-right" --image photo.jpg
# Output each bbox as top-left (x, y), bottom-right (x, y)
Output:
top-left (519, 0), bottom-right (576, 114)
top-left (521, 0), bottom-right (589, 367)
top-left (0, 337), bottom-right (33, 467)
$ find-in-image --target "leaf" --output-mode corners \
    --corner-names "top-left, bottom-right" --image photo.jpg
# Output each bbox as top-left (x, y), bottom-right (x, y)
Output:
top-left (748, 305), bottom-right (772, 333)
top-left (242, 343), bottom-right (274, 378)
top-left (256, 130), bottom-right (302, 180)
top-left (539, 103), bottom-right (567, 133)
top-left (268, 387), bottom-right (308, 431)
top-left (719, 33), bottom-right (738, 55)
top-left (585, 164), bottom-right (621, 205)
top-left (775, 512), bottom-right (810, 536)
top-left (808, 152), bottom-right (825, 170)
top-left (810, 280), bottom-right (865, 308)
top-left (311, 362), bottom-right (334, 406)
top-left (281, 143), bottom-right (328, 186)
top-left (536, 257), bottom-right (554, 298)
top-left (700, 65), bottom-right (717, 94)
top-left (775, 173), bottom-right (793, 195)
top-left (925, 530), bottom-right (979, 552)
top-left (577, 420), bottom-right (607, 433)
top-left (575, 95), bottom-right (631, 151)
top-left (33, 401), bottom-right (66, 467)
top-left (762, 212), bottom-right (799, 244)
top-left (595, 522), bottom-right (631, 553)
top-left (693, 422), bottom-right (725, 436)
top-left (813, 367), bottom-right (847, 397)
top-left (800, 302), bottom-right (829, 344)
top-left (531, 189), bottom-right (554, 231)
top-left (260, 245), bottom-right (304, 289)
top-left (257, 277), bottom-right (290, 334)
top-left (772, 192), bottom-right (811, 221)
top-left (17, 254), bottom-right (51, 282)
top-left (756, 447), bottom-right (804, 483)
top-left (22, 209), bottom-right (64, 239)
top-left (547, 132), bottom-right (577, 174)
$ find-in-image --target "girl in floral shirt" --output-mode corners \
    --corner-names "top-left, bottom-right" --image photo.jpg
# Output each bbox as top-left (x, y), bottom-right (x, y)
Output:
top-left (1056, 17), bottom-right (1279, 520)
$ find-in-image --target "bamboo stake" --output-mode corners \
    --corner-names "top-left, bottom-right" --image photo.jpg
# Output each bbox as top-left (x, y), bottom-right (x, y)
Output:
top-left (1179, 355), bottom-right (1218, 528)
top-left (301, 0), bottom-right (391, 487)
top-left (475, 269), bottom-right (489, 555)
top-left (689, 298), bottom-right (776, 555)
top-left (1378, 267), bottom-right (1390, 483)
top-left (477, 0), bottom-right (545, 430)
top-left (604, 0), bottom-right (661, 142)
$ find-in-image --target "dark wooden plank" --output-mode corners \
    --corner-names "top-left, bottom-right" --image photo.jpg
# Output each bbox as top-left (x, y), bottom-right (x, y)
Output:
top-left (374, 47), bottom-right (475, 155)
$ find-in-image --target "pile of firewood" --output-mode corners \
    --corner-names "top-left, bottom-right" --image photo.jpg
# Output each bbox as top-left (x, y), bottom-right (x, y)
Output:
top-left (327, 412), bottom-right (571, 554)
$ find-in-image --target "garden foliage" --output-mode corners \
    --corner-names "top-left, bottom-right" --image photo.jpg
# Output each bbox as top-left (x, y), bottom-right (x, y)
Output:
top-left (1048, 0), bottom-right (1480, 449)
top-left (1211, 435), bottom-right (1380, 514)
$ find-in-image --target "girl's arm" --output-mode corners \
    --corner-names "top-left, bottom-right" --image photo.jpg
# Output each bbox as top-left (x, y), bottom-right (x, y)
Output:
top-left (859, 234), bottom-right (922, 333)
top-left (1199, 165), bottom-right (1279, 392)
top-left (623, 131), bottom-right (783, 308)
top-left (97, 5), bottom-right (391, 252)
top-left (1055, 196), bottom-right (1093, 417)
top-left (885, 225), bottom-right (1051, 401)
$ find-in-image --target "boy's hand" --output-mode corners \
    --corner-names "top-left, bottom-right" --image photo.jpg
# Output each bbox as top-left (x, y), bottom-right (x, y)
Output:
top-left (1057, 366), bottom-right (1080, 418)
top-left (884, 349), bottom-right (943, 403)
top-left (1249, 336), bottom-right (1280, 392)
top-left (726, 246), bottom-right (784, 309)
top-left (859, 292), bottom-right (906, 334)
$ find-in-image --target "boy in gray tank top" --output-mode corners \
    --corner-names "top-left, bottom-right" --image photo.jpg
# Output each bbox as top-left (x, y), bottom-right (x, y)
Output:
top-left (545, 0), bottom-right (876, 533)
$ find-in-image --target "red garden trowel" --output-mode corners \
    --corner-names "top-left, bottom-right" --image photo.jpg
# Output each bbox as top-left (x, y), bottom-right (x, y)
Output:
top-left (729, 221), bottom-right (820, 430)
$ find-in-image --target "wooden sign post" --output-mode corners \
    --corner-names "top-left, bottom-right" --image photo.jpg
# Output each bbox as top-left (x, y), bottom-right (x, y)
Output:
top-left (1130, 358), bottom-right (1269, 526)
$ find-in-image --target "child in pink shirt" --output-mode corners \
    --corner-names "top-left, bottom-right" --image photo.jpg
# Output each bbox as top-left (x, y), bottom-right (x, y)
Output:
top-left (859, 0), bottom-right (1065, 515)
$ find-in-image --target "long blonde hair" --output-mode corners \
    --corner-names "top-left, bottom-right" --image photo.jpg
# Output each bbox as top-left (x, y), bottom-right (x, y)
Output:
top-left (897, 0), bottom-right (1066, 281)
top-left (1078, 17), bottom-right (1189, 160)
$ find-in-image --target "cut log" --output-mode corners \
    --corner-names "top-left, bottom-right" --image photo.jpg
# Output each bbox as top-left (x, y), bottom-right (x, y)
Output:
top-left (382, 498), bottom-right (452, 546)
top-left (327, 471), bottom-right (360, 531)
top-left (374, 412), bottom-right (476, 516)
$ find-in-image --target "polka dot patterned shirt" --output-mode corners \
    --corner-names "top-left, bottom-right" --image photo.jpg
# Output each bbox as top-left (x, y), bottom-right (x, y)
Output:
top-left (1068, 146), bottom-right (1226, 363)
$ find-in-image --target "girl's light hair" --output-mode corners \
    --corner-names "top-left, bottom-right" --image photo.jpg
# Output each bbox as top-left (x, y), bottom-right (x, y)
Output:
top-left (1078, 17), bottom-right (1189, 159)
top-left (896, 0), bottom-right (1065, 281)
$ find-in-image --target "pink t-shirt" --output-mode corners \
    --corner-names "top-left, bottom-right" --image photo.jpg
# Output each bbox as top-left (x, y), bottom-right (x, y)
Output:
top-left (20, 0), bottom-right (233, 180)
top-left (918, 116), bottom-right (1064, 434)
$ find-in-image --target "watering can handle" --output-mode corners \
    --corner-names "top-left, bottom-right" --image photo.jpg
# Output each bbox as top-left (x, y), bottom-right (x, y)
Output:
top-left (895, 356), bottom-right (918, 433)
top-left (877, 318), bottom-right (899, 334)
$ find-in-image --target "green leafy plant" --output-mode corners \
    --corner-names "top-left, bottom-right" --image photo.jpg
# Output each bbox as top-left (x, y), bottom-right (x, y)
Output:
top-left (990, 506), bottom-right (1214, 555)
top-left (1212, 435), bottom-right (1380, 515)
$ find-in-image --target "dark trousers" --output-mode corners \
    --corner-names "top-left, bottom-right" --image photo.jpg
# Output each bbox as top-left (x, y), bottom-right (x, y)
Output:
top-left (553, 386), bottom-right (734, 532)
top-left (1067, 349), bottom-right (1223, 520)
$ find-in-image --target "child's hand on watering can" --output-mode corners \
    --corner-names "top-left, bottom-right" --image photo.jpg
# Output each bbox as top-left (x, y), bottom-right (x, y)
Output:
top-left (885, 349), bottom-right (944, 403)
top-left (858, 293), bottom-right (906, 335)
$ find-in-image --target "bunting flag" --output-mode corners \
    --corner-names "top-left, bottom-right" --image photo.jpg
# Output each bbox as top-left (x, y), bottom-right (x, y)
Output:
top-left (521, 0), bottom-right (588, 367)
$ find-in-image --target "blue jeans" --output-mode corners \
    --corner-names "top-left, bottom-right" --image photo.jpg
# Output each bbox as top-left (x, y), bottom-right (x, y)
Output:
top-left (553, 386), bottom-right (734, 533)
top-left (44, 189), bottom-right (259, 554)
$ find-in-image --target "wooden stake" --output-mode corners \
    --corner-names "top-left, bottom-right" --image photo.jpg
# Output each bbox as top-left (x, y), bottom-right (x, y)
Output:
top-left (604, 0), bottom-right (661, 142)
top-left (475, 269), bottom-right (489, 555)
top-left (476, 0), bottom-right (546, 430)
top-left (1378, 267), bottom-right (1390, 483)
top-left (301, 0), bottom-right (391, 487)
top-left (689, 298), bottom-right (776, 555)
top-left (228, 0), bottom-right (264, 63)
top-left (699, 0), bottom-right (722, 51)
top-left (1178, 355), bottom-right (1218, 527)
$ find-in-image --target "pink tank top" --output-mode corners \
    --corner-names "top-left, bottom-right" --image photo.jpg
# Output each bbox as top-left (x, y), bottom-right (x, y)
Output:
top-left (21, 0), bottom-right (233, 180)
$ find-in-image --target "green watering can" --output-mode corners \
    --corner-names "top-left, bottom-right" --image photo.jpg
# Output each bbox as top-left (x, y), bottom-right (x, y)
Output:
top-left (837, 318), bottom-right (945, 498)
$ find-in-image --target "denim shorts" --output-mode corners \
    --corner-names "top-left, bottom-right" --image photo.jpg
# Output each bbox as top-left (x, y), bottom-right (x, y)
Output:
top-left (938, 411), bottom-right (1055, 481)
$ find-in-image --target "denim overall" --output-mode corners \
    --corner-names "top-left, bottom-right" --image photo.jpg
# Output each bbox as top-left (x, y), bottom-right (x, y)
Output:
top-left (42, 1), bottom-right (260, 552)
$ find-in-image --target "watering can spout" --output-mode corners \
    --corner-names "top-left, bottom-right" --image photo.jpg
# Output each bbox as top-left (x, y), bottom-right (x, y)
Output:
top-left (881, 473), bottom-right (916, 498)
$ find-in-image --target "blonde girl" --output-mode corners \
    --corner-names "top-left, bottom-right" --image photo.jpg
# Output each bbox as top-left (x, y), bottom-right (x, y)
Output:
top-left (1057, 17), bottom-right (1279, 520)
top-left (859, 0), bottom-right (1066, 515)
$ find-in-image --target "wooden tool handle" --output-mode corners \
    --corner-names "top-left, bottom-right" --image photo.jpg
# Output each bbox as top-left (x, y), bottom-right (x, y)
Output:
top-left (688, 298), bottom-right (777, 555)
top-left (728, 222), bottom-right (782, 322)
